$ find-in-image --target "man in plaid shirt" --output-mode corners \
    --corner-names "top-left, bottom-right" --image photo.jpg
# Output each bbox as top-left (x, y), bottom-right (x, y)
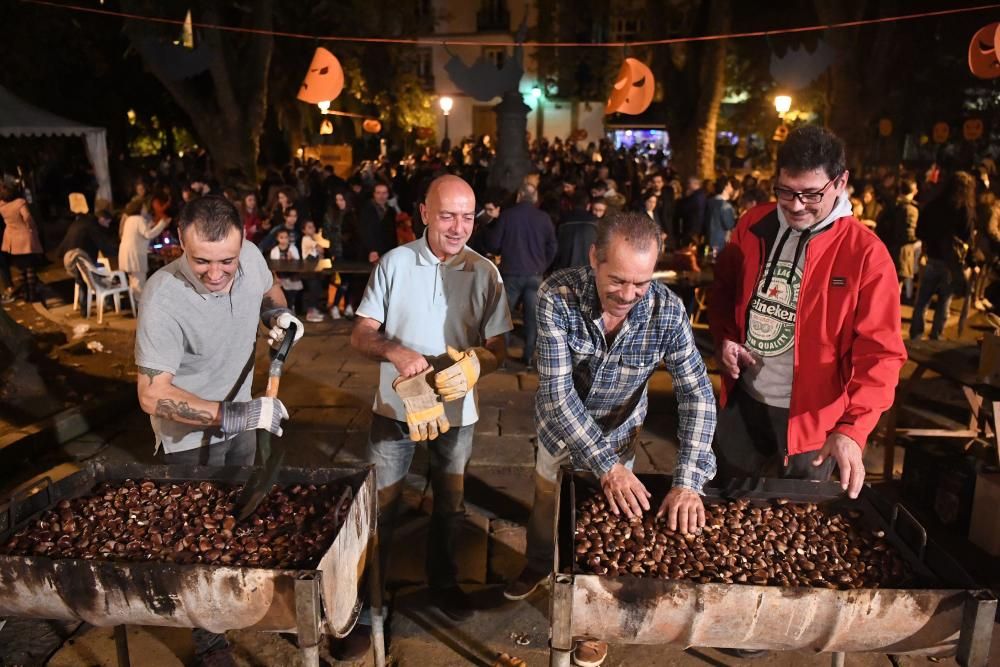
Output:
top-left (504, 212), bottom-right (717, 667)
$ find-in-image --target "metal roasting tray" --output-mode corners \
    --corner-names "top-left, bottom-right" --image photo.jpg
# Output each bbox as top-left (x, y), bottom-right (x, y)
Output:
top-left (548, 470), bottom-right (996, 665)
top-left (0, 461), bottom-right (377, 638)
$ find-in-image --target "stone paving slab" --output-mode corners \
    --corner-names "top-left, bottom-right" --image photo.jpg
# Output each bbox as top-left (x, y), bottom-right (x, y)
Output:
top-left (474, 405), bottom-right (501, 436)
top-left (287, 406), bottom-right (359, 429)
top-left (468, 434), bottom-right (535, 467)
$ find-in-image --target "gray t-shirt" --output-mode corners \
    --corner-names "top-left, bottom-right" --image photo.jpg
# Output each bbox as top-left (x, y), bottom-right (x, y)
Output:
top-left (357, 236), bottom-right (513, 426)
top-left (135, 239), bottom-right (274, 453)
top-left (742, 196), bottom-right (851, 407)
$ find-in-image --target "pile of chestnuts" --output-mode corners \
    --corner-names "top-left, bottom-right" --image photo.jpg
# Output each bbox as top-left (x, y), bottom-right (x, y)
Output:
top-left (573, 495), bottom-right (912, 589)
top-left (1, 478), bottom-right (354, 569)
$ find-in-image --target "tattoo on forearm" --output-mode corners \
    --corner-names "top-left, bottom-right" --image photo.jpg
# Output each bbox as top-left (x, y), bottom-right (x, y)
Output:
top-left (155, 399), bottom-right (214, 424)
top-left (137, 366), bottom-right (165, 386)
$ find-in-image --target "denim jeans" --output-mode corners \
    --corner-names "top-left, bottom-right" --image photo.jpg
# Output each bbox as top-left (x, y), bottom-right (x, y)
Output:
top-left (503, 274), bottom-right (543, 364)
top-left (910, 258), bottom-right (955, 340)
top-left (523, 442), bottom-right (636, 572)
top-left (368, 413), bottom-right (475, 589)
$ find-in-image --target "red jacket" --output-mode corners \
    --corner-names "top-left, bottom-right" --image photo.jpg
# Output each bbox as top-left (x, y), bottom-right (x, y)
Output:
top-left (709, 203), bottom-right (906, 456)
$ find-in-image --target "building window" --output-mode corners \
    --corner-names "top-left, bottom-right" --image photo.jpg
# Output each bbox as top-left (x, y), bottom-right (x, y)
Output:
top-left (483, 46), bottom-right (506, 69)
top-left (478, 0), bottom-right (510, 32)
top-left (414, 47), bottom-right (434, 89)
top-left (609, 16), bottom-right (644, 43)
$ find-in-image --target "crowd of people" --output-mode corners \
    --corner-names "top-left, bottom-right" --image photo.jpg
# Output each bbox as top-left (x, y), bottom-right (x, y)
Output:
top-left (2, 130), bottom-right (999, 348)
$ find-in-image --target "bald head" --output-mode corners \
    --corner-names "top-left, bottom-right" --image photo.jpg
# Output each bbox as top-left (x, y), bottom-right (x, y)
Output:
top-left (421, 175), bottom-right (476, 261)
top-left (425, 174), bottom-right (474, 204)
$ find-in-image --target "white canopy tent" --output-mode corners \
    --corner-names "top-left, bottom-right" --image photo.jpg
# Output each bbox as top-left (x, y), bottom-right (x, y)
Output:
top-left (0, 85), bottom-right (113, 205)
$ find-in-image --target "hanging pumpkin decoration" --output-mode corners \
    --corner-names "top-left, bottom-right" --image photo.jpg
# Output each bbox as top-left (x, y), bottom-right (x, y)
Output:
top-left (297, 47), bottom-right (345, 104)
top-left (968, 23), bottom-right (1000, 79)
top-left (964, 118), bottom-right (985, 141)
top-left (362, 119), bottom-right (383, 134)
top-left (605, 58), bottom-right (655, 115)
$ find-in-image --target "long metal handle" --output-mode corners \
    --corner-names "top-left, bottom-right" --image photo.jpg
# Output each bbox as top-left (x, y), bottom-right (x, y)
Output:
top-left (891, 503), bottom-right (928, 562)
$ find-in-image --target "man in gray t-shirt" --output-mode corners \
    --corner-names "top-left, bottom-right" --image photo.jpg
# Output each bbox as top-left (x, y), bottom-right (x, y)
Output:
top-left (134, 195), bottom-right (303, 463)
top-left (134, 195), bottom-right (305, 664)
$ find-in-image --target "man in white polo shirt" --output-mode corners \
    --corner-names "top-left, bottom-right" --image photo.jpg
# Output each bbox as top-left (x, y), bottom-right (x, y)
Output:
top-left (350, 174), bottom-right (512, 624)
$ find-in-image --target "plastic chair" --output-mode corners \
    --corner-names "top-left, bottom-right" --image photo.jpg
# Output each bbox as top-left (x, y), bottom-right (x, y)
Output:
top-left (75, 257), bottom-right (131, 323)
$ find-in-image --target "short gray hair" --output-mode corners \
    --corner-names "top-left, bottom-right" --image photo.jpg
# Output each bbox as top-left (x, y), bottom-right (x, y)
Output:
top-left (594, 212), bottom-right (662, 262)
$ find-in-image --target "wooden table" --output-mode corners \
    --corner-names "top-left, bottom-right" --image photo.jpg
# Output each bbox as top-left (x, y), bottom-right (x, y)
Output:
top-left (267, 258), bottom-right (373, 275)
top-left (883, 339), bottom-right (1000, 479)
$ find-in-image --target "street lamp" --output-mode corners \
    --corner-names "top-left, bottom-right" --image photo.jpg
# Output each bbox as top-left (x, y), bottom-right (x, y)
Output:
top-left (774, 95), bottom-right (792, 118)
top-left (439, 96), bottom-right (453, 146)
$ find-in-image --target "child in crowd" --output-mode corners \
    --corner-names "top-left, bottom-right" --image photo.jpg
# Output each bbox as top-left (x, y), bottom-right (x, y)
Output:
top-left (300, 219), bottom-right (327, 323)
top-left (269, 228), bottom-right (303, 314)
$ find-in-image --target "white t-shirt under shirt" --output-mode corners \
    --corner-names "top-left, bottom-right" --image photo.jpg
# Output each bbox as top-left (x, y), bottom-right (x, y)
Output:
top-left (135, 239), bottom-right (274, 453)
top-left (356, 236), bottom-right (513, 426)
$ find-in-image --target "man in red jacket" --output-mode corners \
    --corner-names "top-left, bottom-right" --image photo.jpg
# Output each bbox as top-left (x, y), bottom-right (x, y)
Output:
top-left (709, 125), bottom-right (905, 499)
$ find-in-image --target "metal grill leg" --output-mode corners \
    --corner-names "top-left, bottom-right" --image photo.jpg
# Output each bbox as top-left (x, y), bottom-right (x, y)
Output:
top-left (114, 625), bottom-right (131, 667)
top-left (958, 590), bottom-right (997, 667)
top-left (831, 652), bottom-right (845, 667)
top-left (295, 575), bottom-right (322, 667)
top-left (369, 531), bottom-right (387, 667)
top-left (550, 574), bottom-right (573, 667)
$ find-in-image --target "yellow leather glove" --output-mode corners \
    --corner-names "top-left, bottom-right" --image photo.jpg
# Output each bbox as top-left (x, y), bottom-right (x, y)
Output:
top-left (434, 346), bottom-right (497, 402)
top-left (393, 368), bottom-right (450, 441)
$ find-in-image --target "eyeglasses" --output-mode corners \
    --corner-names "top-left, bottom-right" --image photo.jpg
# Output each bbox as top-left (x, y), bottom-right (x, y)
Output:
top-left (773, 176), bottom-right (840, 205)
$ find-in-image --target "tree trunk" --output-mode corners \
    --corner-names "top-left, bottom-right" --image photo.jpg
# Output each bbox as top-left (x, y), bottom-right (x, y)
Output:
top-left (814, 1), bottom-right (898, 173)
top-left (123, 0), bottom-right (274, 186)
top-left (668, 0), bottom-right (729, 180)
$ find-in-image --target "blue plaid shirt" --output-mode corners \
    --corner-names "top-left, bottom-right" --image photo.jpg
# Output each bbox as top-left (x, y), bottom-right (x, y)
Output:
top-left (535, 266), bottom-right (717, 491)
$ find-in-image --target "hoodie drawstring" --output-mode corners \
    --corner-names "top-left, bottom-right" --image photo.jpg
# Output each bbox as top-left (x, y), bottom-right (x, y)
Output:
top-left (762, 227), bottom-right (792, 294)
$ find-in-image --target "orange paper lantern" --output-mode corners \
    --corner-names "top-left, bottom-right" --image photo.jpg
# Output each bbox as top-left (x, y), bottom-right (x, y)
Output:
top-left (605, 58), bottom-right (655, 116)
top-left (362, 119), bottom-right (382, 134)
top-left (878, 118), bottom-right (893, 137)
top-left (968, 23), bottom-right (1000, 79)
top-left (297, 47), bottom-right (344, 104)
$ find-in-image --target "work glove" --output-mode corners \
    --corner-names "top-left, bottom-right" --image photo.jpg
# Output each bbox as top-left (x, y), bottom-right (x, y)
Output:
top-left (394, 368), bottom-right (450, 441)
top-left (220, 397), bottom-right (289, 437)
top-left (434, 346), bottom-right (496, 402)
top-left (266, 309), bottom-right (305, 350)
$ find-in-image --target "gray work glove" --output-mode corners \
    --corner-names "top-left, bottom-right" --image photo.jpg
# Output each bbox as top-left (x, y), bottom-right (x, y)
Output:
top-left (220, 397), bottom-right (289, 436)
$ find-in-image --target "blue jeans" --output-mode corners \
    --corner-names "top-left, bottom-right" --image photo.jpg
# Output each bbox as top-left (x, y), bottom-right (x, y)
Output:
top-left (368, 414), bottom-right (475, 589)
top-left (910, 258), bottom-right (955, 340)
top-left (503, 274), bottom-right (543, 364)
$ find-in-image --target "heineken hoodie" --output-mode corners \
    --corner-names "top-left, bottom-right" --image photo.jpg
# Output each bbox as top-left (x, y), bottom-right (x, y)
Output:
top-left (741, 195), bottom-right (854, 408)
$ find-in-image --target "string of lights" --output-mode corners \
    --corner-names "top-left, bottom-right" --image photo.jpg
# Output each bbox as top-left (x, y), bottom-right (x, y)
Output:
top-left (17, 0), bottom-right (1000, 48)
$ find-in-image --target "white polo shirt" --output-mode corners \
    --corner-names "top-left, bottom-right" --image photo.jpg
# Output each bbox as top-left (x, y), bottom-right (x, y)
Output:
top-left (357, 236), bottom-right (512, 426)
